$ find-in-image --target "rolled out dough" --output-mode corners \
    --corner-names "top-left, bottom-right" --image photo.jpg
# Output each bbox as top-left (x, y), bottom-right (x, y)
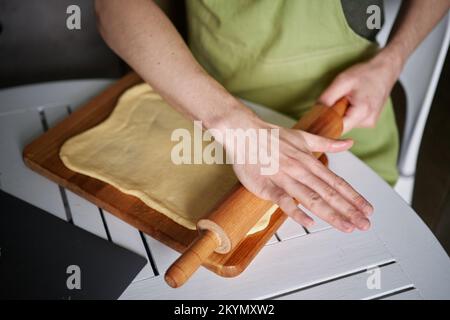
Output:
top-left (60, 84), bottom-right (276, 234)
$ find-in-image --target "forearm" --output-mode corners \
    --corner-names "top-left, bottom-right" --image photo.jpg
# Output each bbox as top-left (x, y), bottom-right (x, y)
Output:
top-left (94, 0), bottom-right (376, 233)
top-left (95, 0), bottom-right (249, 129)
top-left (380, 0), bottom-right (450, 69)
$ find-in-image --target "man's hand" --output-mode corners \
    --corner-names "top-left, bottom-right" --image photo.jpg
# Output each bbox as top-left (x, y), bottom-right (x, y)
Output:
top-left (213, 109), bottom-right (373, 233)
top-left (320, 0), bottom-right (450, 134)
top-left (319, 50), bottom-right (402, 133)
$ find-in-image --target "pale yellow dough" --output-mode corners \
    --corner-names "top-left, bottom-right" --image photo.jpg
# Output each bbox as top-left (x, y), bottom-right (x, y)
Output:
top-left (60, 84), bottom-right (275, 234)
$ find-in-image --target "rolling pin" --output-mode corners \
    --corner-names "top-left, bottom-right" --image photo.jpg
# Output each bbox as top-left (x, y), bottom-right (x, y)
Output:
top-left (165, 98), bottom-right (349, 288)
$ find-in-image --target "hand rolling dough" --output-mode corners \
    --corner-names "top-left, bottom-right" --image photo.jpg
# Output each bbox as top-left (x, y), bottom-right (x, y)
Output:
top-left (60, 84), bottom-right (276, 234)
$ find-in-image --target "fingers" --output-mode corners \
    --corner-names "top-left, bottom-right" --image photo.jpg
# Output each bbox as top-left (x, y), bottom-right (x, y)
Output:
top-left (278, 131), bottom-right (373, 229)
top-left (261, 181), bottom-right (315, 228)
top-left (302, 131), bottom-right (353, 153)
top-left (343, 102), bottom-right (383, 133)
top-left (342, 105), bottom-right (362, 133)
top-left (278, 196), bottom-right (315, 228)
top-left (272, 172), bottom-right (356, 233)
top-left (319, 72), bottom-right (368, 133)
top-left (342, 104), bottom-right (372, 133)
top-left (285, 160), bottom-right (370, 230)
top-left (319, 74), bottom-right (354, 107)
top-left (320, 67), bottom-right (385, 133)
top-left (301, 155), bottom-right (374, 217)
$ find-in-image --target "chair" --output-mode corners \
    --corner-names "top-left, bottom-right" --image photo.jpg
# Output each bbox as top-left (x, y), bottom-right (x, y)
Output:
top-left (377, 0), bottom-right (450, 203)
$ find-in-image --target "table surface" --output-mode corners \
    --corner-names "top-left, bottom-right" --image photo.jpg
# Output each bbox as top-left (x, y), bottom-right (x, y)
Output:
top-left (1, 79), bottom-right (449, 300)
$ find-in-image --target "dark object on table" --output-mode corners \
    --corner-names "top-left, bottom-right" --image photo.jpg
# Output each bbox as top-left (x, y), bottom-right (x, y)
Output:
top-left (0, 190), bottom-right (147, 300)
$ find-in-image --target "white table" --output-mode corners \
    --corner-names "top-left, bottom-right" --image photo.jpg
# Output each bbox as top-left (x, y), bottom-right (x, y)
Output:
top-left (1, 79), bottom-right (449, 300)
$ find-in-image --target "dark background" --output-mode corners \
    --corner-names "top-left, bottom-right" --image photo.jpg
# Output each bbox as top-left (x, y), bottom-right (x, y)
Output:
top-left (0, 0), bottom-right (448, 253)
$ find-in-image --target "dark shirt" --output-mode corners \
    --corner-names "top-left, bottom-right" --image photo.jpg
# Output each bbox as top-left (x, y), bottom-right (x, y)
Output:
top-left (341, 0), bottom-right (384, 41)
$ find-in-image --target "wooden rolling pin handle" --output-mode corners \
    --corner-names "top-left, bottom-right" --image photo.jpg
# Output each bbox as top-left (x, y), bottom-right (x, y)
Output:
top-left (333, 97), bottom-right (349, 117)
top-left (165, 230), bottom-right (220, 288)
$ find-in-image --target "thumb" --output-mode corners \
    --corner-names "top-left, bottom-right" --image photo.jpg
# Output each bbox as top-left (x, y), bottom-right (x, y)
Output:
top-left (319, 75), bottom-right (354, 107)
top-left (302, 132), bottom-right (353, 153)
top-left (342, 105), bottom-right (361, 134)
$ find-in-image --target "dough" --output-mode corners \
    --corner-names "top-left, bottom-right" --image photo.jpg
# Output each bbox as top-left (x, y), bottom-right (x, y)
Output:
top-left (60, 84), bottom-right (276, 234)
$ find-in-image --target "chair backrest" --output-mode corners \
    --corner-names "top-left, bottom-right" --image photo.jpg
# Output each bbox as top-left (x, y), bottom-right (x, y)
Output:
top-left (377, 0), bottom-right (450, 177)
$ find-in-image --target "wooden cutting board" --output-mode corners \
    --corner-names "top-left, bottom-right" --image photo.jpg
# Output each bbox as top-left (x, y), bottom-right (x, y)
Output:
top-left (23, 72), bottom-right (291, 277)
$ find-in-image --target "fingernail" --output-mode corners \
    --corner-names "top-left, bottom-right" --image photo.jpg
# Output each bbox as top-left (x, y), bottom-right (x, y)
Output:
top-left (333, 139), bottom-right (353, 149)
top-left (341, 221), bottom-right (354, 232)
top-left (356, 217), bottom-right (371, 230)
top-left (334, 140), bottom-right (348, 147)
top-left (365, 205), bottom-right (374, 216)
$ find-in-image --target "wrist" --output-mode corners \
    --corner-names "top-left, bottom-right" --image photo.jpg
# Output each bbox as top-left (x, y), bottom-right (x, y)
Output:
top-left (377, 45), bottom-right (407, 77)
top-left (370, 46), bottom-right (405, 86)
top-left (176, 71), bottom-right (258, 131)
top-left (202, 95), bottom-right (261, 133)
top-left (202, 98), bottom-right (268, 150)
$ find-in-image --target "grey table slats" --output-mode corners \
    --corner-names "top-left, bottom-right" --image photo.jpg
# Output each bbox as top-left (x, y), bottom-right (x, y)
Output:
top-left (1, 80), bottom-right (449, 300)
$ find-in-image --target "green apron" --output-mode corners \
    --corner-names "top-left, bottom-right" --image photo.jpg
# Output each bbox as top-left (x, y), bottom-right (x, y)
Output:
top-left (186, 0), bottom-right (399, 185)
